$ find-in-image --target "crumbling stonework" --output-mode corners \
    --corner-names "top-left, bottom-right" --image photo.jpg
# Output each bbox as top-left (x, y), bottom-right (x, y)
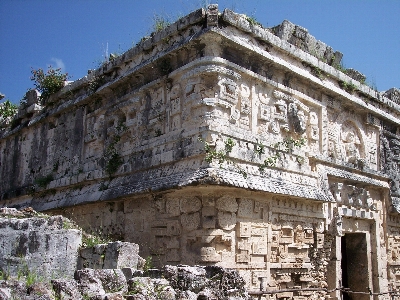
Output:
top-left (0, 207), bottom-right (81, 280)
top-left (1, 264), bottom-right (251, 300)
top-left (1, 5), bottom-right (400, 299)
top-left (78, 241), bottom-right (144, 270)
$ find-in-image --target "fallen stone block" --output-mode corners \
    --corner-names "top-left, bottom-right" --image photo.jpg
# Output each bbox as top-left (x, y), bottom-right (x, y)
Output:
top-left (94, 269), bottom-right (127, 294)
top-left (103, 291), bottom-right (125, 300)
top-left (26, 282), bottom-right (54, 299)
top-left (127, 277), bottom-right (154, 297)
top-left (75, 268), bottom-right (105, 298)
top-left (0, 280), bottom-right (27, 299)
top-left (163, 265), bottom-right (207, 293)
top-left (78, 242), bottom-right (143, 270)
top-left (52, 278), bottom-right (82, 300)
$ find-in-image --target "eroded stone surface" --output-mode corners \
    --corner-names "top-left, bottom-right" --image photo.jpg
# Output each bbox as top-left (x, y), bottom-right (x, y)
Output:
top-left (0, 212), bottom-right (81, 280)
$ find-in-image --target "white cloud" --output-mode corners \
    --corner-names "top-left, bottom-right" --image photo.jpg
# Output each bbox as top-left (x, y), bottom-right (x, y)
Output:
top-left (49, 58), bottom-right (65, 71)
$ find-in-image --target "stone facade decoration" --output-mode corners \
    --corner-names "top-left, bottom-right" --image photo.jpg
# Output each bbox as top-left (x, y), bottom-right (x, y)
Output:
top-left (1, 4), bottom-right (400, 299)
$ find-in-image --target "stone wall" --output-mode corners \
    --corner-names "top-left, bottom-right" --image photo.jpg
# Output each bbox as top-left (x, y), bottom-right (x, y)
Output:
top-left (0, 208), bottom-right (81, 280)
top-left (1, 4), bottom-right (400, 298)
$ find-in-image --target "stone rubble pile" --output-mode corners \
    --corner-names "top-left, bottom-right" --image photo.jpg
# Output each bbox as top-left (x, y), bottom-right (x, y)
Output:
top-left (0, 265), bottom-right (250, 300)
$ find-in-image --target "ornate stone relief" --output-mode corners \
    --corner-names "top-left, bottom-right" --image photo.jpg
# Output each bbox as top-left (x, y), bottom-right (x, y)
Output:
top-left (328, 209), bottom-right (343, 237)
top-left (147, 87), bottom-right (166, 137)
top-left (387, 221), bottom-right (400, 291)
top-left (341, 121), bottom-right (365, 167)
top-left (307, 111), bottom-right (320, 154)
top-left (238, 83), bottom-right (251, 129)
top-left (218, 77), bottom-right (238, 106)
top-left (254, 89), bottom-right (318, 148)
top-left (168, 84), bottom-right (181, 131)
top-left (329, 182), bottom-right (376, 211)
top-left (381, 133), bottom-right (400, 213)
top-left (326, 110), bottom-right (379, 170)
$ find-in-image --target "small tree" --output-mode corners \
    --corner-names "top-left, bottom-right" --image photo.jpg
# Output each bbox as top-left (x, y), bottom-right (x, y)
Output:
top-left (0, 99), bottom-right (18, 120)
top-left (30, 66), bottom-right (69, 101)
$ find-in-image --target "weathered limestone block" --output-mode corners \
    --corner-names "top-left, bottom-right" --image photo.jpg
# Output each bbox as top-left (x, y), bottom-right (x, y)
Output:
top-left (94, 269), bottom-right (128, 294)
top-left (384, 87), bottom-right (400, 105)
top-left (0, 214), bottom-right (81, 280)
top-left (272, 19), bottom-right (343, 65)
top-left (26, 282), bottom-right (54, 299)
top-left (75, 269), bottom-right (105, 297)
top-left (346, 68), bottom-right (366, 83)
top-left (0, 280), bottom-right (27, 300)
top-left (78, 241), bottom-right (143, 270)
top-left (125, 265), bottom-right (250, 300)
top-left (127, 277), bottom-right (155, 298)
top-left (52, 279), bottom-right (82, 300)
top-left (180, 196), bottom-right (202, 213)
top-left (216, 195), bottom-right (238, 212)
top-left (163, 265), bottom-right (207, 293)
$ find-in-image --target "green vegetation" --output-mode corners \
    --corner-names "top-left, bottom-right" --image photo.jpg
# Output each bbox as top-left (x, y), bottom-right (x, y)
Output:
top-left (0, 267), bottom-right (10, 280)
top-left (143, 255), bottom-right (153, 272)
top-left (152, 14), bottom-right (171, 32)
top-left (333, 61), bottom-right (347, 73)
top-left (34, 174), bottom-right (54, 188)
top-left (245, 15), bottom-right (262, 27)
top-left (103, 120), bottom-right (127, 179)
top-left (105, 135), bottom-right (123, 178)
top-left (30, 66), bottom-right (69, 102)
top-left (275, 136), bottom-right (307, 152)
top-left (82, 231), bottom-right (112, 248)
top-left (310, 66), bottom-right (325, 79)
top-left (62, 218), bottom-right (79, 230)
top-left (25, 269), bottom-right (44, 288)
top-left (199, 136), bottom-right (307, 177)
top-left (339, 80), bottom-right (357, 94)
top-left (0, 99), bottom-right (18, 119)
top-left (199, 136), bottom-right (235, 167)
top-left (302, 61), bottom-right (326, 80)
top-left (254, 141), bottom-right (266, 155)
top-left (87, 74), bottom-right (106, 94)
top-left (259, 137), bottom-right (307, 171)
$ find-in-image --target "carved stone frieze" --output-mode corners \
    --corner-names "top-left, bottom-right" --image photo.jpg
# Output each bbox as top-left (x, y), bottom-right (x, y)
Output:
top-left (329, 181), bottom-right (376, 212)
top-left (326, 110), bottom-right (381, 171)
top-left (381, 132), bottom-right (400, 213)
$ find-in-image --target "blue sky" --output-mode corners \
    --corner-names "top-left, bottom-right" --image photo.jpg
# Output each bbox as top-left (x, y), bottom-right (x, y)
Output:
top-left (1, 0), bottom-right (399, 104)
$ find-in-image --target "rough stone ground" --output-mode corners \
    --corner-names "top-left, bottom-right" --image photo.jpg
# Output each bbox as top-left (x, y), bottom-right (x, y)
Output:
top-left (0, 265), bottom-right (250, 300)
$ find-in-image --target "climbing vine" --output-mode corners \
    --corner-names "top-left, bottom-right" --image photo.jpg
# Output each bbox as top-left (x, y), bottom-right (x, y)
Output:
top-left (198, 136), bottom-right (248, 178)
top-left (198, 136), bottom-right (235, 166)
top-left (104, 121), bottom-right (127, 179)
top-left (199, 136), bottom-right (307, 177)
top-left (105, 136), bottom-right (123, 178)
top-left (258, 137), bottom-right (307, 171)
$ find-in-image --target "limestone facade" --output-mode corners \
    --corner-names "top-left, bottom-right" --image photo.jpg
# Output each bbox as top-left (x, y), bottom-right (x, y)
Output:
top-left (1, 5), bottom-right (400, 299)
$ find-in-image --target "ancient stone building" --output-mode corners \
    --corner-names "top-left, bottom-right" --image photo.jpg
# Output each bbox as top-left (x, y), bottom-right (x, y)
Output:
top-left (1, 5), bottom-right (400, 299)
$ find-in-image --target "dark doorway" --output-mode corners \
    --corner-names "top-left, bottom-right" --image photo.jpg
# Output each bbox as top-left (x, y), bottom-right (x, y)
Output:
top-left (341, 233), bottom-right (370, 300)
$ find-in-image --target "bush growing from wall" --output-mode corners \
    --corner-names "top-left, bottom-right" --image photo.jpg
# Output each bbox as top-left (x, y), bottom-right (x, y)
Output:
top-left (30, 66), bottom-right (69, 102)
top-left (0, 99), bottom-right (18, 119)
